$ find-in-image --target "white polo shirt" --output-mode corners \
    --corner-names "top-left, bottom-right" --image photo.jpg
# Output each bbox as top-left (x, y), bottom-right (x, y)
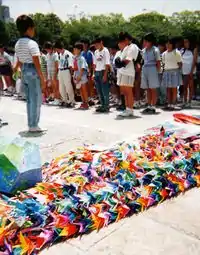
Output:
top-left (59, 50), bottom-right (73, 70)
top-left (94, 47), bottom-right (110, 71)
top-left (119, 43), bottom-right (139, 77)
top-left (162, 49), bottom-right (182, 70)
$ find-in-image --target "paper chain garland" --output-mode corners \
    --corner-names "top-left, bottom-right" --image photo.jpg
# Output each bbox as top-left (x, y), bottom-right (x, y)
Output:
top-left (0, 127), bottom-right (200, 255)
top-left (173, 113), bottom-right (200, 125)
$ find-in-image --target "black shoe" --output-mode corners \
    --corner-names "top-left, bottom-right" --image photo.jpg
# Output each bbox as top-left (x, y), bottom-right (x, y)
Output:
top-left (88, 99), bottom-right (95, 106)
top-left (116, 104), bottom-right (126, 111)
top-left (104, 106), bottom-right (110, 113)
top-left (142, 107), bottom-right (156, 114)
top-left (66, 103), bottom-right (74, 108)
top-left (149, 108), bottom-right (156, 114)
top-left (96, 106), bottom-right (106, 113)
top-left (142, 107), bottom-right (151, 114)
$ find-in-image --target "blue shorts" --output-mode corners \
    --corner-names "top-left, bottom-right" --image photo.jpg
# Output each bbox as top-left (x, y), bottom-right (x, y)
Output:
top-left (141, 66), bottom-right (160, 89)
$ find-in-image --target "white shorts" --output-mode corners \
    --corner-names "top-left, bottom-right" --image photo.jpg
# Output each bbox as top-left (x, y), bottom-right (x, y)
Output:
top-left (118, 73), bottom-right (135, 87)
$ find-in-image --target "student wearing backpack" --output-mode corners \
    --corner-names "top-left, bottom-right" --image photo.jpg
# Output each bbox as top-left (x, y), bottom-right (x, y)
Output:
top-left (141, 33), bottom-right (161, 114)
top-left (115, 32), bottom-right (139, 117)
top-left (162, 38), bottom-right (182, 110)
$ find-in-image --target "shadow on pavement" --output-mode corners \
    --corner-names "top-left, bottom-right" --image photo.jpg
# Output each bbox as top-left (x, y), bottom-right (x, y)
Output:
top-left (19, 131), bottom-right (46, 138)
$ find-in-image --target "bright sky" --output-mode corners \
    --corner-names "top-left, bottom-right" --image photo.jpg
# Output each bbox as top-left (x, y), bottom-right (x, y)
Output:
top-left (4, 0), bottom-right (200, 20)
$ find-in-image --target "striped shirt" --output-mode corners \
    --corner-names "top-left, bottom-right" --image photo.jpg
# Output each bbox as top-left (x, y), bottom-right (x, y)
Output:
top-left (15, 37), bottom-right (40, 64)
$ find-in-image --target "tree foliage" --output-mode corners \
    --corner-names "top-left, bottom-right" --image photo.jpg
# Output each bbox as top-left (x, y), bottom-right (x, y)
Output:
top-left (2, 11), bottom-right (200, 48)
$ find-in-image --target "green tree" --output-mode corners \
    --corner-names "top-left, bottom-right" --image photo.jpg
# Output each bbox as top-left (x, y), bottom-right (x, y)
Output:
top-left (128, 12), bottom-right (180, 41)
top-left (5, 22), bottom-right (19, 46)
top-left (2, 11), bottom-right (200, 47)
top-left (0, 20), bottom-right (8, 44)
top-left (170, 11), bottom-right (200, 40)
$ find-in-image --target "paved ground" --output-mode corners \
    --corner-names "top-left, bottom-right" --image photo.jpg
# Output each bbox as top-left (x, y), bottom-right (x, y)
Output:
top-left (1, 96), bottom-right (200, 255)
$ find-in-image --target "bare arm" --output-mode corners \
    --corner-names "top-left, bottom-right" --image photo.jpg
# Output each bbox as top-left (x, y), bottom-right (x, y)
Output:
top-left (156, 60), bottom-right (161, 72)
top-left (32, 56), bottom-right (45, 89)
top-left (77, 68), bottom-right (84, 82)
top-left (178, 62), bottom-right (182, 69)
top-left (54, 61), bottom-right (59, 79)
top-left (14, 58), bottom-right (22, 72)
top-left (32, 56), bottom-right (43, 78)
top-left (191, 47), bottom-right (198, 74)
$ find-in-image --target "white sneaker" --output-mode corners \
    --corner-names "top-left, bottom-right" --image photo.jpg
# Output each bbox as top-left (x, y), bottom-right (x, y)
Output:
top-left (118, 109), bottom-right (133, 117)
top-left (50, 99), bottom-right (60, 106)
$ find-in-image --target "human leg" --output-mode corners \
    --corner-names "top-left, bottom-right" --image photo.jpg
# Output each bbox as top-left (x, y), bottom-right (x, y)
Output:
top-left (101, 82), bottom-right (110, 111)
top-left (58, 71), bottom-right (68, 104)
top-left (22, 66), bottom-right (42, 129)
top-left (167, 87), bottom-right (172, 105)
top-left (80, 83), bottom-right (89, 107)
top-left (183, 75), bottom-right (189, 103)
top-left (172, 87), bottom-right (177, 106)
top-left (63, 70), bottom-right (75, 105)
top-left (95, 71), bottom-right (104, 109)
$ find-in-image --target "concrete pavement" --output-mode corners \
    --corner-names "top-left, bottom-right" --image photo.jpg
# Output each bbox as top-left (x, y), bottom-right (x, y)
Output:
top-left (0, 96), bottom-right (200, 255)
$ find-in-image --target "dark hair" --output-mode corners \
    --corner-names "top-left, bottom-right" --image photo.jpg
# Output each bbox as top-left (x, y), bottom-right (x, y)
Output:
top-left (110, 44), bottom-right (119, 50)
top-left (143, 33), bottom-right (156, 44)
top-left (54, 41), bottom-right (64, 49)
top-left (90, 45), bottom-right (96, 52)
top-left (0, 44), bottom-right (4, 49)
top-left (74, 42), bottom-right (83, 51)
top-left (183, 36), bottom-right (196, 51)
top-left (42, 49), bottom-right (47, 55)
top-left (81, 39), bottom-right (90, 45)
top-left (16, 15), bottom-right (35, 36)
top-left (44, 41), bottom-right (53, 50)
top-left (68, 45), bottom-right (73, 53)
top-left (118, 32), bottom-right (133, 42)
top-left (94, 37), bottom-right (103, 44)
top-left (167, 37), bottom-right (177, 50)
top-left (158, 36), bottom-right (167, 46)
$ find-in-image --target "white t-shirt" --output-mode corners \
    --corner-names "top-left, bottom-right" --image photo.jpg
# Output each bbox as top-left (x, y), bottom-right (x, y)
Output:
top-left (162, 49), bottom-right (182, 70)
top-left (59, 50), bottom-right (73, 70)
top-left (46, 52), bottom-right (59, 73)
top-left (119, 43), bottom-right (139, 77)
top-left (181, 49), bottom-right (193, 75)
top-left (94, 47), bottom-right (110, 71)
top-left (15, 37), bottom-right (40, 63)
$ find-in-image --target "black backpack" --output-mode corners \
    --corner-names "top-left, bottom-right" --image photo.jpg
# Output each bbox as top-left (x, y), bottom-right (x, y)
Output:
top-left (133, 49), bottom-right (143, 67)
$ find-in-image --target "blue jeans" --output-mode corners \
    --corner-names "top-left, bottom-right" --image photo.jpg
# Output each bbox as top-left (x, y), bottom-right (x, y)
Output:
top-left (22, 63), bottom-right (42, 128)
top-left (94, 71), bottom-right (110, 108)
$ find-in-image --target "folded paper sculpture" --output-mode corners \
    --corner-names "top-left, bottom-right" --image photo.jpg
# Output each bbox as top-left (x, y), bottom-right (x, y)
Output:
top-left (0, 137), bottom-right (42, 194)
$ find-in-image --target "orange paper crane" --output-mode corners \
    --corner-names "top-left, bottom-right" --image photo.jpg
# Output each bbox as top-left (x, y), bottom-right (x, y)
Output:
top-left (14, 232), bottom-right (35, 255)
top-left (59, 224), bottom-right (77, 237)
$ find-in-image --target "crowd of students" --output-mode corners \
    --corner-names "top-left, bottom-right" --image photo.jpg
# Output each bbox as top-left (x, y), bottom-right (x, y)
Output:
top-left (0, 14), bottom-right (200, 132)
